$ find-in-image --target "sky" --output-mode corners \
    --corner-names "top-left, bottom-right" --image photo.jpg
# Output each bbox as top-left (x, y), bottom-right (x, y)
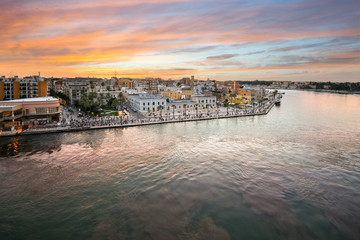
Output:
top-left (0, 0), bottom-right (359, 81)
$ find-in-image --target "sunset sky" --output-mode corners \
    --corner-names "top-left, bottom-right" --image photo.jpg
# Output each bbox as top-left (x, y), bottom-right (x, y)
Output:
top-left (1, 0), bottom-right (359, 81)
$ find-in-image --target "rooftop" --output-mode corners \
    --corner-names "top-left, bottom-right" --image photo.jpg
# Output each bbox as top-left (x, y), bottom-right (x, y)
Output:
top-left (0, 97), bottom-right (59, 103)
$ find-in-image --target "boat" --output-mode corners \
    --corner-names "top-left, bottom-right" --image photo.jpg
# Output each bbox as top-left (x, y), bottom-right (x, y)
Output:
top-left (275, 98), bottom-right (281, 106)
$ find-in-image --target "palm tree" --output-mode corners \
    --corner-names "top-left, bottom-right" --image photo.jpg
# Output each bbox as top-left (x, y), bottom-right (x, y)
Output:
top-left (171, 105), bottom-right (176, 118)
top-left (157, 105), bottom-right (164, 117)
top-left (205, 104), bottom-right (210, 115)
top-left (118, 92), bottom-right (126, 104)
top-left (224, 99), bottom-right (229, 115)
top-left (216, 102), bottom-right (220, 116)
top-left (234, 103), bottom-right (239, 114)
top-left (183, 104), bottom-right (187, 118)
top-left (272, 90), bottom-right (278, 100)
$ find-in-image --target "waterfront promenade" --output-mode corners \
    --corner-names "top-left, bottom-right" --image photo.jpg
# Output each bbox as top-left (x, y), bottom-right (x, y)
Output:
top-left (0, 100), bottom-right (275, 137)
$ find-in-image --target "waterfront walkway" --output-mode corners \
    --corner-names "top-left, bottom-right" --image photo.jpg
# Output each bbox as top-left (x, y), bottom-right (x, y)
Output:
top-left (0, 101), bottom-right (275, 137)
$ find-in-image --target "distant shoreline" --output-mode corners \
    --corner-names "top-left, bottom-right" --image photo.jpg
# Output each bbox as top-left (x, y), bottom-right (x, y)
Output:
top-left (281, 89), bottom-right (360, 95)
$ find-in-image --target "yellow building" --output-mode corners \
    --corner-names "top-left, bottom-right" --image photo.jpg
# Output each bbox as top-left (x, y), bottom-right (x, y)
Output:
top-left (0, 81), bottom-right (4, 101)
top-left (161, 89), bottom-right (194, 100)
top-left (118, 79), bottom-right (134, 88)
top-left (13, 81), bottom-right (20, 99)
top-left (38, 81), bottom-right (47, 97)
top-left (0, 79), bottom-right (21, 100)
top-left (161, 91), bottom-right (181, 100)
top-left (226, 89), bottom-right (252, 105)
top-left (181, 89), bottom-right (194, 99)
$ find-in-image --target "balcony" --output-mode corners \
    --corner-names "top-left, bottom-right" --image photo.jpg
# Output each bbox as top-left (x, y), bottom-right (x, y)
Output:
top-left (3, 113), bottom-right (23, 120)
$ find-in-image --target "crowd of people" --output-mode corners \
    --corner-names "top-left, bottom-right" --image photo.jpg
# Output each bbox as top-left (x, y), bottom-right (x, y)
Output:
top-left (18, 102), bottom-right (273, 132)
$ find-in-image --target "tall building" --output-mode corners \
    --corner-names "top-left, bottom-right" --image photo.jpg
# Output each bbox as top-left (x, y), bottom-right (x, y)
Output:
top-left (0, 76), bottom-right (20, 101)
top-left (0, 74), bottom-right (48, 101)
top-left (136, 78), bottom-right (158, 95)
top-left (64, 82), bottom-right (89, 104)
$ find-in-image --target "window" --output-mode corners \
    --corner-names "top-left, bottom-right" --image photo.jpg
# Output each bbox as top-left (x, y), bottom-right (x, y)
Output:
top-left (48, 107), bottom-right (59, 113)
top-left (143, 103), bottom-right (145, 106)
top-left (143, 108), bottom-right (145, 111)
top-left (153, 102), bottom-right (155, 105)
top-left (36, 108), bottom-right (47, 114)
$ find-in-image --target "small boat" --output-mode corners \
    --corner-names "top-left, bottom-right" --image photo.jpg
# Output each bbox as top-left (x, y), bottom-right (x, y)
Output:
top-left (275, 98), bottom-right (281, 106)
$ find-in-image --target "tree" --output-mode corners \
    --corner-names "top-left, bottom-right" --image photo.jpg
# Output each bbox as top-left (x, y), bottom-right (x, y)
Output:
top-left (118, 92), bottom-right (126, 104)
top-left (171, 105), bottom-right (176, 118)
top-left (195, 104), bottom-right (199, 117)
top-left (224, 99), bottom-right (229, 115)
top-left (157, 105), bottom-right (164, 117)
top-left (272, 90), bottom-right (278, 99)
top-left (88, 92), bottom-right (97, 101)
top-left (78, 94), bottom-right (99, 115)
top-left (234, 103), bottom-right (239, 114)
top-left (109, 97), bottom-right (119, 109)
top-left (205, 104), bottom-right (210, 114)
top-left (97, 97), bottom-right (104, 106)
top-left (216, 102), bottom-right (220, 116)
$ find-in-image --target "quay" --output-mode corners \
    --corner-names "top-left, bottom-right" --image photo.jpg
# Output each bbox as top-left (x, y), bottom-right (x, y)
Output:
top-left (0, 101), bottom-right (275, 138)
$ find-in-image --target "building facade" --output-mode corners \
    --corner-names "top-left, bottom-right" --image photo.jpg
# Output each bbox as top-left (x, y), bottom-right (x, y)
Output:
top-left (128, 95), bottom-right (166, 113)
top-left (64, 82), bottom-right (89, 104)
top-left (0, 75), bottom-right (48, 101)
top-left (0, 97), bottom-right (61, 130)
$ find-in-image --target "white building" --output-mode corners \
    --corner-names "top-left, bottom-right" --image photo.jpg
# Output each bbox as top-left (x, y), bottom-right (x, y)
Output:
top-left (128, 95), bottom-right (167, 113)
top-left (165, 95), bottom-right (217, 115)
top-left (190, 95), bottom-right (216, 108)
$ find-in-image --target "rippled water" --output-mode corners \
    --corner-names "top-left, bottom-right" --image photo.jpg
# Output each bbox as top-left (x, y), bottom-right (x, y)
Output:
top-left (1, 90), bottom-right (360, 240)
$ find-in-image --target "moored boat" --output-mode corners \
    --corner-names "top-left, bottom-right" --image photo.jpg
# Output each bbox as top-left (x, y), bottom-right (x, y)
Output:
top-left (275, 98), bottom-right (281, 106)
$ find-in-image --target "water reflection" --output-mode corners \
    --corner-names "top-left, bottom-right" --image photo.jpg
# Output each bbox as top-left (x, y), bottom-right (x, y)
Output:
top-left (0, 91), bottom-right (359, 240)
top-left (0, 137), bottom-right (21, 157)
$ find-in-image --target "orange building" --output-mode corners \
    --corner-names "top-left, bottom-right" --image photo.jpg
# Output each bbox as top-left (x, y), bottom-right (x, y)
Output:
top-left (235, 88), bottom-right (251, 99)
top-left (38, 81), bottom-right (47, 97)
top-left (161, 91), bottom-right (181, 100)
top-left (0, 81), bottom-right (4, 101)
top-left (118, 79), bottom-right (134, 88)
top-left (161, 89), bottom-right (194, 100)
top-left (13, 81), bottom-right (20, 99)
